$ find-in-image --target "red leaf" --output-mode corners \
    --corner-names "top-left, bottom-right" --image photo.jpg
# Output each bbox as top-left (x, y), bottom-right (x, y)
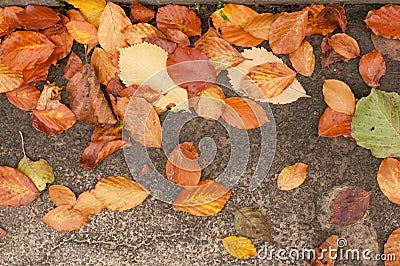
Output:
top-left (22, 61), bottom-right (51, 84)
top-left (143, 37), bottom-right (177, 54)
top-left (167, 47), bottom-right (216, 93)
top-left (358, 50), bottom-right (386, 88)
top-left (130, 2), bottom-right (155, 23)
top-left (15, 5), bottom-right (60, 30)
top-left (365, 4), bottom-right (400, 39)
top-left (64, 52), bottom-right (83, 80)
top-left (165, 28), bottom-right (190, 47)
top-left (318, 107), bottom-right (352, 138)
top-left (0, 166), bottom-right (40, 207)
top-left (5, 84), bottom-right (40, 111)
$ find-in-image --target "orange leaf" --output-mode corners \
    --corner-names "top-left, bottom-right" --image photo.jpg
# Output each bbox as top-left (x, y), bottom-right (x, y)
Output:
top-left (64, 52), bottom-right (83, 80)
top-left (0, 31), bottom-right (55, 71)
top-left (359, 50), bottom-right (386, 88)
top-left (123, 23), bottom-right (165, 46)
top-left (156, 4), bottom-right (201, 37)
top-left (66, 9), bottom-right (85, 21)
top-left (143, 36), bottom-right (177, 54)
top-left (166, 142), bottom-right (201, 186)
top-left (65, 0), bottom-right (106, 28)
top-left (303, 4), bottom-right (339, 36)
top-left (48, 185), bottom-right (77, 206)
top-left (243, 12), bottom-right (281, 40)
top-left (121, 96), bottom-right (162, 148)
top-left (289, 40), bottom-right (315, 77)
top-left (222, 97), bottom-right (269, 130)
top-left (0, 227), bottom-right (6, 239)
top-left (0, 166), bottom-right (40, 207)
top-left (98, 2), bottom-right (131, 55)
top-left (365, 4), bottom-right (400, 39)
top-left (384, 228), bottom-right (400, 265)
top-left (320, 34), bottom-right (344, 67)
top-left (222, 236), bottom-right (257, 259)
top-left (323, 79), bottom-right (355, 115)
top-left (93, 176), bottom-right (149, 211)
top-left (377, 158), bottom-right (400, 205)
top-left (42, 205), bottom-right (90, 232)
top-left (0, 7), bottom-right (19, 37)
top-left (31, 105), bottom-right (76, 136)
top-left (5, 84), bottom-right (40, 111)
top-left (0, 63), bottom-right (23, 93)
top-left (73, 190), bottom-right (104, 216)
top-left (173, 180), bottom-right (232, 216)
top-left (90, 48), bottom-right (118, 85)
top-left (328, 33), bottom-right (360, 60)
top-left (15, 5), bottom-right (60, 30)
top-left (210, 4), bottom-right (263, 47)
top-left (66, 20), bottom-right (98, 45)
top-left (311, 235), bottom-right (339, 265)
top-left (318, 107), bottom-right (352, 138)
top-left (130, 2), bottom-right (155, 23)
top-left (269, 10), bottom-right (308, 54)
top-left (277, 162), bottom-right (308, 190)
top-left (165, 28), bottom-right (190, 47)
top-left (193, 84), bottom-right (226, 120)
top-left (240, 62), bottom-right (296, 98)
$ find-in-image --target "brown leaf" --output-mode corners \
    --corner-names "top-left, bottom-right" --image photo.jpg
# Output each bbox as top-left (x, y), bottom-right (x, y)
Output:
top-left (156, 4), bottom-right (201, 37)
top-left (222, 97), bottom-right (269, 130)
top-left (277, 162), bottom-right (308, 191)
top-left (269, 10), bottom-right (308, 54)
top-left (5, 84), bottom-right (40, 111)
top-left (240, 62), bottom-right (296, 99)
top-left (330, 187), bottom-right (371, 226)
top-left (166, 142), bottom-right (201, 186)
top-left (66, 9), bottom-right (85, 21)
top-left (377, 158), bottom-right (400, 205)
top-left (90, 48), bottom-right (118, 85)
top-left (173, 180), bottom-right (232, 216)
top-left (289, 40), bottom-right (315, 77)
top-left (365, 5), bottom-right (400, 39)
top-left (0, 63), bottom-right (23, 93)
top-left (93, 176), bottom-right (149, 211)
top-left (66, 64), bottom-right (117, 126)
top-left (311, 235), bottom-right (339, 266)
top-left (98, 2), bottom-right (131, 55)
top-left (193, 85), bottom-right (226, 120)
top-left (143, 36), bottom-right (177, 54)
top-left (122, 23), bottom-right (165, 46)
top-left (166, 47), bottom-right (216, 93)
top-left (323, 79), bottom-right (355, 115)
top-left (73, 190), bottom-right (104, 216)
top-left (303, 4), bottom-right (338, 36)
top-left (64, 52), bottom-right (83, 80)
top-left (121, 96), bottom-right (162, 148)
top-left (15, 5), bottom-right (60, 30)
top-left (49, 185), bottom-right (77, 206)
top-left (384, 227), bottom-right (400, 265)
top-left (0, 166), bottom-right (40, 207)
top-left (320, 34), bottom-right (344, 67)
top-left (0, 31), bottom-right (55, 71)
top-left (79, 124), bottom-right (130, 170)
top-left (243, 13), bottom-right (281, 40)
top-left (359, 50), bottom-right (386, 88)
top-left (130, 2), bottom-right (154, 23)
top-left (328, 33), bottom-right (360, 60)
top-left (318, 4), bottom-right (347, 32)
top-left (42, 205), bottom-right (90, 232)
top-left (318, 107), bottom-right (352, 138)
top-left (165, 28), bottom-right (190, 47)
top-left (66, 20), bottom-right (98, 45)
top-left (0, 227), bottom-right (6, 239)
top-left (22, 61), bottom-right (51, 85)
top-left (210, 4), bottom-right (263, 47)
top-left (0, 7), bottom-right (20, 37)
top-left (371, 33), bottom-right (400, 61)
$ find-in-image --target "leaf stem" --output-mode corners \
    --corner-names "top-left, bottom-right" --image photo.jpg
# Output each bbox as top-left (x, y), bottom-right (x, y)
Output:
top-left (19, 131), bottom-right (26, 157)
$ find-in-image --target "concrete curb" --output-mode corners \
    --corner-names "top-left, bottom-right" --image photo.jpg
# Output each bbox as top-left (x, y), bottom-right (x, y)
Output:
top-left (1, 0), bottom-right (400, 7)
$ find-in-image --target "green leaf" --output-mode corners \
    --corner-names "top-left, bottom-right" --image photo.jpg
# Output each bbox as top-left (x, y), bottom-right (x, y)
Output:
top-left (234, 207), bottom-right (272, 243)
top-left (17, 156), bottom-right (55, 191)
top-left (351, 88), bottom-right (400, 158)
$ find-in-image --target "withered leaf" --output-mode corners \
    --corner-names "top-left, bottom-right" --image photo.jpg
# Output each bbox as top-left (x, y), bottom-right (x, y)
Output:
top-left (0, 63), bottom-right (23, 93)
top-left (244, 12), bottom-right (280, 40)
top-left (289, 40), bottom-right (315, 77)
top-left (318, 107), bottom-right (352, 138)
top-left (65, 0), bottom-right (106, 28)
top-left (130, 2), bottom-right (155, 23)
top-left (49, 185), bottom-right (77, 206)
top-left (193, 85), bottom-right (226, 120)
top-left (5, 84), bottom-right (40, 111)
top-left (123, 23), bottom-right (165, 46)
top-left (359, 50), bottom-right (386, 88)
top-left (65, 20), bottom-right (99, 45)
top-left (365, 4), bottom-right (400, 39)
top-left (318, 4), bottom-right (347, 32)
top-left (303, 4), bottom-right (338, 36)
top-left (328, 33), bottom-right (360, 60)
top-left (222, 236), bottom-right (257, 259)
top-left (277, 162), bottom-right (308, 191)
top-left (311, 235), bottom-right (339, 266)
top-left (42, 205), bottom-right (90, 232)
top-left (323, 79), bottom-right (355, 115)
top-left (73, 190), bottom-right (104, 216)
top-left (371, 33), bottom-right (400, 61)
top-left (15, 5), bottom-right (60, 30)
top-left (234, 207), bottom-right (272, 243)
top-left (66, 64), bottom-right (117, 126)
top-left (384, 228), bottom-right (400, 266)
top-left (165, 28), bottom-right (190, 47)
top-left (90, 47), bottom-right (118, 85)
top-left (321, 34), bottom-right (344, 67)
top-left (64, 52), bottom-right (83, 80)
top-left (377, 158), bottom-right (400, 205)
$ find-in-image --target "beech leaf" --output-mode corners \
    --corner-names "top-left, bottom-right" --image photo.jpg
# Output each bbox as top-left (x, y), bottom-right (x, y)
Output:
top-left (318, 107), bottom-right (352, 138)
top-left (234, 207), bottom-right (272, 243)
top-left (222, 236), bottom-right (257, 259)
top-left (358, 50), bottom-right (386, 88)
top-left (65, 20), bottom-right (99, 45)
top-left (377, 158), bottom-right (400, 205)
top-left (18, 156), bottom-right (54, 192)
top-left (384, 228), bottom-right (400, 266)
top-left (15, 5), bottom-right (60, 30)
top-left (371, 33), bottom-right (400, 61)
top-left (130, 2), bottom-right (155, 23)
top-left (193, 84), bottom-right (226, 120)
top-left (90, 48), bottom-right (118, 86)
top-left (5, 84), bottom-right (40, 111)
top-left (65, 0), bottom-right (106, 28)
top-left (0, 63), bottom-right (23, 93)
top-left (277, 162), bottom-right (308, 191)
top-left (365, 5), bottom-right (400, 39)
top-left (289, 40), bottom-right (315, 77)
top-left (64, 52), bottom-right (83, 80)
top-left (49, 185), bottom-right (77, 206)
top-left (73, 190), bottom-right (104, 216)
top-left (42, 205), bottom-right (90, 232)
top-left (328, 33), bottom-right (360, 60)
top-left (322, 79), bottom-right (355, 115)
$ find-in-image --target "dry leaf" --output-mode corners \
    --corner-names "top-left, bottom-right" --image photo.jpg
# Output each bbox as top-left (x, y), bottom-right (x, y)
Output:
top-left (244, 13), bottom-right (280, 40)
top-left (277, 162), bottom-right (308, 190)
top-left (49, 185), bottom-right (77, 206)
top-left (359, 50), bottom-right (386, 88)
top-left (0, 228), bottom-right (6, 239)
top-left (318, 107), bottom-right (353, 138)
top-left (365, 5), bottom-right (400, 39)
top-left (64, 52), bottom-right (83, 80)
top-left (65, 20), bottom-right (98, 45)
top-left (289, 40), bottom-right (315, 77)
top-left (371, 33), bottom-right (400, 61)
top-left (234, 207), bottom-right (272, 243)
top-left (156, 4), bottom-right (201, 37)
top-left (321, 34), bottom-right (345, 67)
top-left (173, 180), bottom-right (231, 216)
top-left (66, 9), bottom-right (85, 21)
top-left (222, 97), bottom-right (269, 130)
top-left (5, 84), bottom-right (40, 111)
top-left (328, 33), bottom-right (360, 60)
top-left (93, 176), bottom-right (149, 211)
top-left (66, 64), bottom-right (117, 126)
top-left (143, 36), bottom-right (177, 54)
top-left (210, 4), bottom-right (263, 47)
top-left (166, 142), bottom-right (201, 186)
top-left (311, 235), bottom-right (339, 266)
top-left (377, 158), bottom-right (400, 205)
top-left (15, 5), bottom-right (60, 30)
top-left (222, 236), bottom-right (257, 259)
top-left (193, 85), bottom-right (226, 120)
top-left (42, 205), bottom-right (90, 232)
top-left (303, 4), bottom-right (339, 36)
top-left (0, 166), bottom-right (40, 207)
top-left (318, 4), bottom-right (347, 32)
top-left (384, 227), bottom-right (400, 265)
top-left (269, 10), bottom-right (308, 54)
top-left (91, 48), bottom-right (118, 85)
top-left (240, 62), bottom-right (296, 99)
top-left (0, 63), bottom-right (23, 93)
top-left (123, 23), bottom-right (165, 46)
top-left (323, 79), bottom-right (356, 115)
top-left (65, 0), bottom-right (106, 28)
top-left (98, 2), bottom-right (131, 55)
top-left (165, 28), bottom-right (190, 47)
top-left (130, 2), bottom-right (155, 23)
top-left (73, 190), bottom-right (104, 216)
top-left (330, 187), bottom-right (371, 226)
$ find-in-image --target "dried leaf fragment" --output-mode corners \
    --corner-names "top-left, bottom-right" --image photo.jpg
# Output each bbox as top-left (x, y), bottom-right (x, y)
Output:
top-left (384, 227), bottom-right (400, 265)
top-left (311, 235), bottom-right (339, 266)
top-left (277, 162), bottom-right (308, 190)
top-left (0, 228), bottom-right (6, 239)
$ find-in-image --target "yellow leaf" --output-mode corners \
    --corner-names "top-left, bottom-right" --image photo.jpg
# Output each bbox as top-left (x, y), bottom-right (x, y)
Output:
top-left (65, 0), bottom-right (106, 28)
top-left (323, 79), bottom-right (355, 115)
top-left (65, 20), bottom-right (98, 45)
top-left (377, 158), bottom-right (400, 205)
top-left (42, 205), bottom-right (90, 232)
top-left (49, 185), bottom-right (76, 206)
top-left (90, 48), bottom-right (118, 85)
top-left (0, 63), bottom-right (23, 93)
top-left (277, 162), bottom-right (308, 191)
top-left (98, 2), bottom-right (131, 55)
top-left (93, 176), bottom-right (149, 211)
top-left (222, 236), bottom-right (257, 259)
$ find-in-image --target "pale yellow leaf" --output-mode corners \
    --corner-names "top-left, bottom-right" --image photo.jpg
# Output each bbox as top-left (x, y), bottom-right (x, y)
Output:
top-left (277, 162), bottom-right (308, 191)
top-left (193, 85), bottom-right (226, 120)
